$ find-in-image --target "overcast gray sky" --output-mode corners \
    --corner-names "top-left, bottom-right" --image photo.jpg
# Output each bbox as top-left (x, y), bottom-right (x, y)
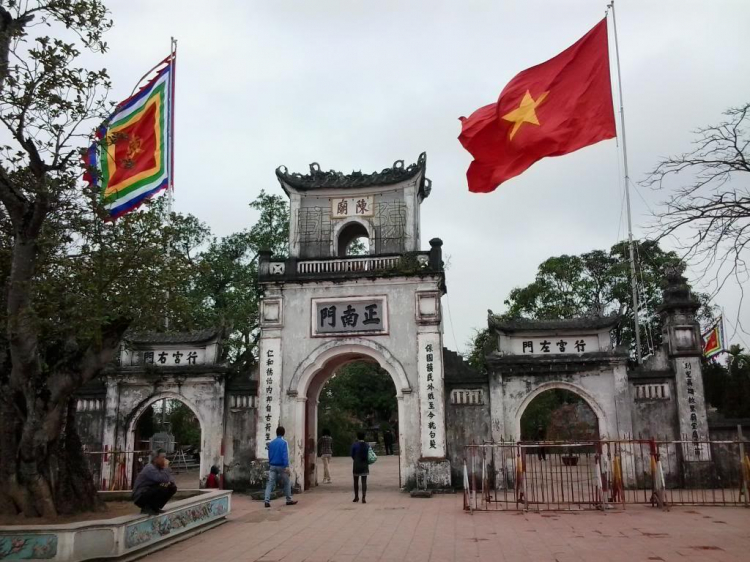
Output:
top-left (103, 0), bottom-right (750, 353)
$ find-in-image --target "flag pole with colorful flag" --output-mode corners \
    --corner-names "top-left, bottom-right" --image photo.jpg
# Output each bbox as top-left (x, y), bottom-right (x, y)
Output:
top-left (85, 47), bottom-right (176, 220)
top-left (702, 317), bottom-right (726, 359)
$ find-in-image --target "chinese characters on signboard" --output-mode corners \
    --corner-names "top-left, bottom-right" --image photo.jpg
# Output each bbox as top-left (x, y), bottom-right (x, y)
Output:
top-left (256, 338), bottom-right (281, 457)
top-left (312, 298), bottom-right (387, 336)
top-left (331, 196), bottom-right (374, 219)
top-left (424, 343), bottom-right (438, 451)
top-left (138, 349), bottom-right (203, 366)
top-left (418, 333), bottom-right (445, 457)
top-left (263, 348), bottom-right (275, 445)
top-left (684, 361), bottom-right (702, 458)
top-left (512, 336), bottom-right (597, 355)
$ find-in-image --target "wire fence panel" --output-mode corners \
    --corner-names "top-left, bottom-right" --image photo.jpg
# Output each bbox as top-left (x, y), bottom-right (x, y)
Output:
top-left (464, 438), bottom-right (750, 512)
top-left (83, 449), bottom-right (151, 491)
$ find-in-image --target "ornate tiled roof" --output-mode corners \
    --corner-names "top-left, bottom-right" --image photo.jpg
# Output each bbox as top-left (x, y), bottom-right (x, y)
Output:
top-left (488, 313), bottom-right (621, 333)
top-left (122, 329), bottom-right (221, 345)
top-left (276, 152), bottom-right (431, 198)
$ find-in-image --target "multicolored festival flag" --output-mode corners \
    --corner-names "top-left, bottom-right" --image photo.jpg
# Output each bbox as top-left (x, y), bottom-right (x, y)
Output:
top-left (458, 19), bottom-right (616, 193)
top-left (85, 54), bottom-right (175, 220)
top-left (702, 317), bottom-right (726, 359)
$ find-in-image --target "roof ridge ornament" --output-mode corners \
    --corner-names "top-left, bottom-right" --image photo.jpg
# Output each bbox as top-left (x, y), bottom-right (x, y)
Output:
top-left (276, 152), bottom-right (430, 198)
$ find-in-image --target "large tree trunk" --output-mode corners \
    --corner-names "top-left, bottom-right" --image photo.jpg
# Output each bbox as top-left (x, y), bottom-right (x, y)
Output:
top-left (54, 399), bottom-right (104, 515)
top-left (0, 376), bottom-right (117, 517)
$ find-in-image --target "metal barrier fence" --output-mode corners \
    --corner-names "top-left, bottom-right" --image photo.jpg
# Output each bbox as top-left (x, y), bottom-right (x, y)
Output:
top-left (464, 438), bottom-right (750, 512)
top-left (83, 449), bottom-right (151, 491)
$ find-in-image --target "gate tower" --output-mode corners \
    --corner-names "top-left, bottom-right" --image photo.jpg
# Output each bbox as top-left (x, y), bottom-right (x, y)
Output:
top-left (256, 153), bottom-right (451, 490)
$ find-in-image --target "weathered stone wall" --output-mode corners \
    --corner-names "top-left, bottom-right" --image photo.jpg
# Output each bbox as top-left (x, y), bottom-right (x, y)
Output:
top-left (75, 409), bottom-right (105, 451)
top-left (707, 422), bottom-right (750, 484)
top-left (444, 384), bottom-right (491, 484)
top-left (74, 395), bottom-right (106, 451)
top-left (628, 378), bottom-right (680, 440)
top-left (223, 390), bottom-right (261, 490)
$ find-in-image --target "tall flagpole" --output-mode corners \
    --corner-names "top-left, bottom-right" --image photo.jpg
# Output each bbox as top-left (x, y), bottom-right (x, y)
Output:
top-left (169, 37), bottom-right (177, 200)
top-left (165, 38), bottom-right (177, 331)
top-left (608, 1), bottom-right (642, 365)
top-left (163, 39), bottom-right (177, 424)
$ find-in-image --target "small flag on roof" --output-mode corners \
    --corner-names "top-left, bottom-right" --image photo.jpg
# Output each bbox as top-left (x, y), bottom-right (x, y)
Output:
top-left (85, 53), bottom-right (175, 220)
top-left (702, 317), bottom-right (726, 359)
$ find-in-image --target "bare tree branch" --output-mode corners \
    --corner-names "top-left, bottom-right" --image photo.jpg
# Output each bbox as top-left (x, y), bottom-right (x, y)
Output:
top-left (645, 103), bottom-right (750, 308)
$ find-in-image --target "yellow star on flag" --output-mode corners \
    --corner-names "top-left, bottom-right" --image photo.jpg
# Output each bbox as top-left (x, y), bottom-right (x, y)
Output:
top-left (501, 90), bottom-right (549, 140)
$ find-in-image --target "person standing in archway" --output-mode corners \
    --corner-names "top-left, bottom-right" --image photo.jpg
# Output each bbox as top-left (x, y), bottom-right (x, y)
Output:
top-left (264, 426), bottom-right (298, 508)
top-left (318, 428), bottom-right (333, 484)
top-left (536, 424), bottom-right (547, 461)
top-left (383, 428), bottom-right (395, 456)
top-left (351, 431), bottom-right (370, 503)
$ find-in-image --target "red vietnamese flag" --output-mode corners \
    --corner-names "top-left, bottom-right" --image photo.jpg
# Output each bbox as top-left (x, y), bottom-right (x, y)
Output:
top-left (459, 18), bottom-right (616, 193)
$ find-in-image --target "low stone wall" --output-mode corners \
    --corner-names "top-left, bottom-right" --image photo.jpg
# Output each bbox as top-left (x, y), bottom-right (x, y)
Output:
top-left (0, 489), bottom-right (231, 561)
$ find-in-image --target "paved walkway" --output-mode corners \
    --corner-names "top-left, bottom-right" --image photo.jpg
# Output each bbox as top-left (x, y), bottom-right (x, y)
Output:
top-left (158, 456), bottom-right (750, 562)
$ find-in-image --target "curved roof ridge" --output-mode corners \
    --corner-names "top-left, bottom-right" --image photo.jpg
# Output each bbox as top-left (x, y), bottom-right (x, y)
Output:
top-left (488, 313), bottom-right (621, 333)
top-left (276, 152), bottom-right (431, 197)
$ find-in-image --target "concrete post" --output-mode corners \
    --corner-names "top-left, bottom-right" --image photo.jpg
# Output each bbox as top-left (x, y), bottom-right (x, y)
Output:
top-left (658, 265), bottom-right (710, 461)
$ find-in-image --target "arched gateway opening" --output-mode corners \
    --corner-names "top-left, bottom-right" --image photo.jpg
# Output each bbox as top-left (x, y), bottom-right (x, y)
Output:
top-left (515, 384), bottom-right (603, 504)
top-left (307, 360), bottom-right (400, 490)
top-left (299, 347), bottom-right (406, 490)
top-left (126, 395), bottom-right (204, 489)
top-left (520, 388), bottom-right (600, 443)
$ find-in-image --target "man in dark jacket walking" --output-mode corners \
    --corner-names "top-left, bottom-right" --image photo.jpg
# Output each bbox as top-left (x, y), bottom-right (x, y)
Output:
top-left (132, 449), bottom-right (177, 515)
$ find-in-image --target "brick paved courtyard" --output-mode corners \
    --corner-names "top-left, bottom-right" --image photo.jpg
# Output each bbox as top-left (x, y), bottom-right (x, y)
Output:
top-left (156, 456), bottom-right (750, 562)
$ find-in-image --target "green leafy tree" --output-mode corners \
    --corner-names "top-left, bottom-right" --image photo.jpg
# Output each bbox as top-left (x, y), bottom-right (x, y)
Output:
top-left (0, 0), bottom-right (123, 518)
top-left (520, 389), bottom-right (587, 440)
top-left (317, 362), bottom-right (397, 455)
top-left (189, 190), bottom-right (289, 373)
top-left (167, 402), bottom-right (200, 450)
top-left (0, 0), bottom-right (289, 515)
top-left (500, 240), bottom-right (712, 357)
top-left (705, 346), bottom-right (750, 419)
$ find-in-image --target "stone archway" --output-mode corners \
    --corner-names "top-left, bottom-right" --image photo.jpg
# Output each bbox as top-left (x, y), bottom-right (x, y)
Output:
top-left (288, 339), bottom-right (415, 491)
top-left (257, 156), bottom-right (449, 490)
top-left (513, 381), bottom-right (609, 441)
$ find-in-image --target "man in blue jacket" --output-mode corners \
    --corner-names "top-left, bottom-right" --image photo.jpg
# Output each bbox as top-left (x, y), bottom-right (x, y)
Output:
top-left (264, 426), bottom-right (298, 508)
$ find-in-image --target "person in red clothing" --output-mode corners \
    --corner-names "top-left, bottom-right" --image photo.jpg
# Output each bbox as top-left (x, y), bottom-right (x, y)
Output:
top-left (205, 465), bottom-right (220, 489)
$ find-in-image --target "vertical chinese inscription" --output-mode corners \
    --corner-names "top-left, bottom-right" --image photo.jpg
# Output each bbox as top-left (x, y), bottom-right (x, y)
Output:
top-left (418, 333), bottom-right (446, 458)
top-left (425, 343), bottom-right (437, 451)
top-left (684, 361), bottom-right (701, 458)
top-left (256, 338), bottom-right (282, 458)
